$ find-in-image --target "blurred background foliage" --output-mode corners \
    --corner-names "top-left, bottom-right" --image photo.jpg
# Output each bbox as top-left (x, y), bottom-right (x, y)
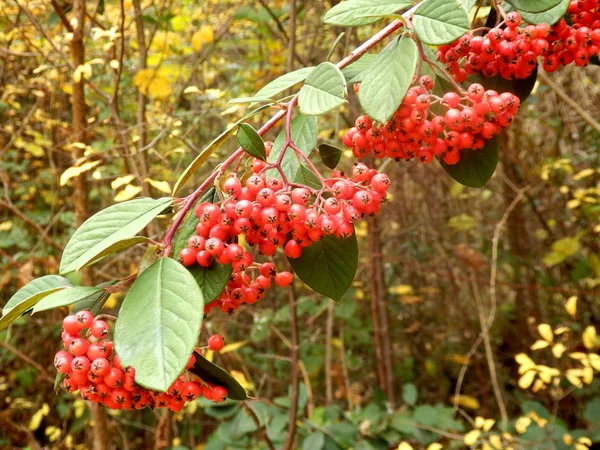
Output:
top-left (0, 0), bottom-right (600, 449)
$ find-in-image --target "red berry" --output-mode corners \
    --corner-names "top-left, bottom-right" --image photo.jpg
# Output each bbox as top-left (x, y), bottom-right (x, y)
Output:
top-left (208, 334), bottom-right (224, 352)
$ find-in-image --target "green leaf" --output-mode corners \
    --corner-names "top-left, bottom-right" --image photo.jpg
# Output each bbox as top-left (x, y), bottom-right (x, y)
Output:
top-left (189, 352), bottom-right (248, 400)
top-left (189, 263), bottom-right (232, 304)
top-left (139, 245), bottom-right (163, 274)
top-left (289, 233), bottom-right (358, 301)
top-left (402, 383), bottom-right (418, 406)
top-left (32, 286), bottom-right (103, 314)
top-left (268, 114), bottom-right (318, 182)
top-left (173, 104), bottom-right (271, 194)
top-left (412, 0), bottom-right (470, 45)
top-left (3, 275), bottom-right (72, 315)
top-left (440, 137), bottom-right (499, 188)
top-left (584, 398), bottom-right (600, 423)
top-left (358, 36), bottom-right (418, 123)
top-left (459, 0), bottom-right (478, 13)
top-left (294, 165), bottom-right (322, 190)
top-left (341, 54), bottom-right (377, 84)
top-left (0, 287), bottom-right (68, 331)
top-left (114, 258), bottom-right (204, 391)
top-left (254, 67), bottom-right (315, 101)
top-left (172, 188), bottom-right (219, 258)
top-left (60, 197), bottom-right (171, 274)
top-left (303, 433), bottom-right (326, 450)
top-left (298, 62), bottom-right (346, 116)
top-left (323, 0), bottom-right (412, 27)
top-left (319, 144), bottom-right (343, 169)
top-left (517, 0), bottom-right (569, 25)
top-left (237, 123), bottom-right (266, 161)
top-left (505, 0), bottom-right (563, 13)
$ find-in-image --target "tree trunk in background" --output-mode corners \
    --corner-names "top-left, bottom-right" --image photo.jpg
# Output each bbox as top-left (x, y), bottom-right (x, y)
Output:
top-left (71, 1), bottom-right (109, 449)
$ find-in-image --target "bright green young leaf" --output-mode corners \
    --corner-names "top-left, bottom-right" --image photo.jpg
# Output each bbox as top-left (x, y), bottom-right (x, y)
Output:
top-left (359, 35), bottom-right (418, 123)
top-left (0, 287), bottom-right (68, 331)
top-left (268, 114), bottom-right (318, 182)
top-left (298, 62), bottom-right (346, 116)
top-left (505, 0), bottom-right (563, 13)
top-left (172, 188), bottom-right (219, 258)
top-left (341, 54), bottom-right (377, 84)
top-left (3, 275), bottom-right (72, 315)
top-left (440, 137), bottom-right (499, 188)
top-left (189, 352), bottom-right (248, 400)
top-left (412, 0), bottom-right (470, 45)
top-left (60, 197), bottom-right (172, 274)
top-left (237, 123), bottom-right (266, 160)
top-left (114, 258), bottom-right (204, 392)
top-left (253, 67), bottom-right (315, 101)
top-left (324, 0), bottom-right (413, 27)
top-left (517, 0), bottom-right (569, 25)
top-left (173, 104), bottom-right (271, 194)
top-left (32, 286), bottom-right (103, 314)
top-left (189, 263), bottom-right (232, 304)
top-left (289, 233), bottom-right (358, 301)
top-left (319, 144), bottom-right (343, 169)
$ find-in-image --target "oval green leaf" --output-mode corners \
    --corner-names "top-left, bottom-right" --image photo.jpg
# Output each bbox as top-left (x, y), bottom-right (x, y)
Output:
top-left (323, 0), bottom-right (412, 27)
top-left (318, 144), bottom-right (343, 170)
top-left (298, 62), bottom-right (346, 116)
top-left (3, 275), bottom-right (72, 315)
top-left (60, 197), bottom-right (172, 274)
top-left (189, 352), bottom-right (248, 400)
top-left (253, 67), bottom-right (315, 102)
top-left (32, 286), bottom-right (103, 314)
top-left (341, 54), bottom-right (377, 84)
top-left (359, 35), bottom-right (418, 123)
top-left (518, 0), bottom-right (569, 25)
top-left (237, 123), bottom-right (266, 161)
top-left (114, 258), bottom-right (204, 391)
top-left (189, 263), bottom-right (233, 304)
top-left (412, 0), bottom-right (470, 45)
top-left (289, 233), bottom-right (358, 301)
top-left (505, 0), bottom-right (563, 13)
top-left (0, 287), bottom-right (68, 331)
top-left (267, 114), bottom-right (318, 182)
top-left (439, 137), bottom-right (499, 188)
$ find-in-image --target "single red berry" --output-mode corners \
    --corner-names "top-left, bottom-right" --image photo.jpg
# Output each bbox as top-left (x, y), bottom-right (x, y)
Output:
top-left (208, 334), bottom-right (225, 352)
top-left (275, 271), bottom-right (294, 287)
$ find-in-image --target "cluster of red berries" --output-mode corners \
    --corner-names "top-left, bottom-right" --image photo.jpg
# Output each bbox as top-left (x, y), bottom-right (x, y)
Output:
top-left (179, 161), bottom-right (389, 313)
top-left (54, 311), bottom-right (227, 411)
top-left (438, 3), bottom-right (600, 81)
top-left (342, 78), bottom-right (519, 165)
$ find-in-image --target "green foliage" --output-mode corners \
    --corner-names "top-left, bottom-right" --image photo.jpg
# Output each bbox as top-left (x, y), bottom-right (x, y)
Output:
top-left (289, 233), bottom-right (358, 301)
top-left (359, 36), bottom-right (418, 123)
top-left (518, 0), bottom-right (570, 24)
top-left (412, 0), bottom-right (470, 45)
top-left (341, 54), bottom-right (378, 84)
top-left (268, 114), bottom-right (318, 181)
top-left (189, 263), bottom-right (233, 304)
top-left (505, 0), bottom-right (564, 13)
top-left (237, 123), bottom-right (266, 161)
top-left (114, 258), bottom-right (204, 391)
top-left (60, 197), bottom-right (171, 274)
top-left (440, 137), bottom-right (499, 188)
top-left (252, 67), bottom-right (315, 102)
top-left (318, 144), bottom-right (343, 170)
top-left (323, 0), bottom-right (413, 27)
top-left (298, 62), bottom-right (346, 116)
top-left (2, 275), bottom-right (72, 315)
top-left (188, 353), bottom-right (248, 400)
top-left (32, 286), bottom-right (103, 314)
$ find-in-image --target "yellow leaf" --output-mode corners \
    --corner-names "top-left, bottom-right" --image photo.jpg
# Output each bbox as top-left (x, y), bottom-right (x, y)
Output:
top-left (515, 353), bottom-right (536, 373)
top-left (569, 352), bottom-right (588, 360)
top-left (204, 350), bottom-right (214, 362)
top-left (29, 403), bottom-right (50, 430)
top-left (583, 326), bottom-right (597, 349)
top-left (474, 416), bottom-right (485, 429)
top-left (555, 326), bottom-right (570, 335)
top-left (588, 353), bottom-right (600, 371)
top-left (537, 324), bottom-right (554, 342)
top-left (427, 444), bottom-right (443, 450)
top-left (192, 25), bottom-right (215, 51)
top-left (464, 429), bottom-right (481, 446)
top-left (552, 343), bottom-right (566, 358)
top-left (60, 160), bottom-right (101, 186)
top-left (396, 443), bottom-right (414, 450)
top-left (483, 419), bottom-right (496, 432)
top-left (515, 416), bottom-right (531, 434)
top-left (220, 340), bottom-right (248, 355)
top-left (582, 367), bottom-right (594, 384)
top-left (104, 294), bottom-right (118, 309)
top-left (450, 395), bottom-right (480, 410)
top-left (579, 437), bottom-right (592, 446)
top-left (389, 285), bottom-right (413, 295)
top-left (489, 435), bottom-right (502, 449)
top-left (230, 370), bottom-right (254, 391)
top-left (566, 369), bottom-right (583, 388)
top-left (573, 168), bottom-right (595, 180)
top-left (0, 221), bottom-right (12, 232)
top-left (145, 178), bottom-right (171, 194)
top-left (518, 370), bottom-right (536, 389)
top-left (531, 340), bottom-right (550, 350)
top-left (567, 199), bottom-right (581, 209)
top-left (111, 175), bottom-right (135, 190)
top-left (183, 86), bottom-right (201, 94)
top-left (114, 185), bottom-right (142, 202)
top-left (133, 69), bottom-right (172, 100)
